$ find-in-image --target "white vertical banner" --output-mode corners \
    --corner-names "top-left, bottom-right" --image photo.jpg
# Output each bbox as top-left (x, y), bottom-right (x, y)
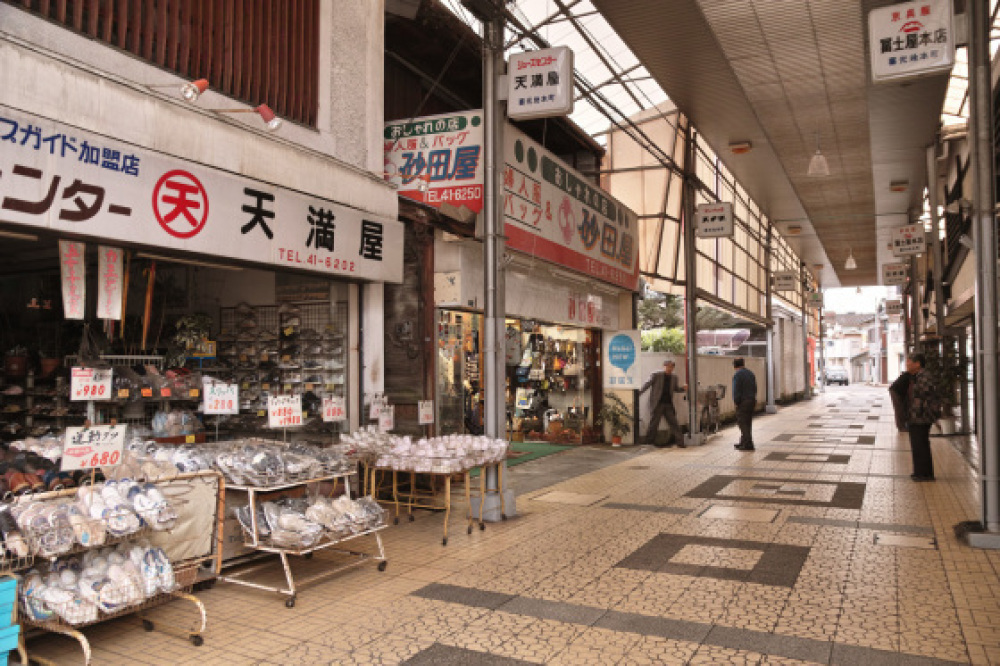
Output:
top-left (59, 240), bottom-right (86, 320)
top-left (97, 246), bottom-right (124, 320)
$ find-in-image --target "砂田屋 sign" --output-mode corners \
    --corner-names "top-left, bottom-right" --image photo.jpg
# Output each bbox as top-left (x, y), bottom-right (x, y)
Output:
top-left (891, 224), bottom-right (927, 257)
top-left (603, 330), bottom-right (641, 389)
top-left (0, 108), bottom-right (403, 283)
top-left (504, 125), bottom-right (639, 291)
top-left (384, 111), bottom-right (484, 221)
top-left (507, 47), bottom-right (574, 120)
top-left (882, 262), bottom-right (909, 286)
top-left (869, 0), bottom-right (954, 82)
top-left (772, 271), bottom-right (798, 292)
top-left (695, 202), bottom-right (734, 239)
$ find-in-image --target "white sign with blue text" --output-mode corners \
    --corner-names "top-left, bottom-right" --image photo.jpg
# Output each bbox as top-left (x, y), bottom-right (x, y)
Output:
top-left (603, 330), bottom-right (641, 390)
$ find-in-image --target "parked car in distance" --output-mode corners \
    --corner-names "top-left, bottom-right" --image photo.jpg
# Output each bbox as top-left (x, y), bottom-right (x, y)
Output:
top-left (825, 367), bottom-right (849, 386)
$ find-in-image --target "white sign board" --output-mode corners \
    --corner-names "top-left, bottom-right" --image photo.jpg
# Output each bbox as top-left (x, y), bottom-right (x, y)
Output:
top-left (695, 202), bottom-right (734, 239)
top-left (384, 111), bottom-right (484, 220)
top-left (869, 0), bottom-right (954, 82)
top-left (603, 330), bottom-right (641, 389)
top-left (203, 382), bottom-right (239, 415)
top-left (807, 291), bottom-right (824, 308)
top-left (418, 400), bottom-right (434, 425)
top-left (268, 394), bottom-right (303, 428)
top-left (891, 224), bottom-right (927, 257)
top-left (96, 246), bottom-right (123, 320)
top-left (322, 396), bottom-right (347, 422)
top-left (61, 424), bottom-right (127, 471)
top-left (886, 299), bottom-right (903, 316)
top-left (59, 240), bottom-right (86, 320)
top-left (0, 108), bottom-right (403, 283)
top-left (508, 47), bottom-right (574, 120)
top-left (70, 367), bottom-right (112, 401)
top-left (378, 405), bottom-right (395, 432)
top-left (773, 271), bottom-right (798, 292)
top-left (883, 262), bottom-right (909, 286)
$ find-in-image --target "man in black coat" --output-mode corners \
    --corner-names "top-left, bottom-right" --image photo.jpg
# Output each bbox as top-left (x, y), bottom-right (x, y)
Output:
top-left (732, 358), bottom-right (757, 451)
top-left (639, 359), bottom-right (687, 447)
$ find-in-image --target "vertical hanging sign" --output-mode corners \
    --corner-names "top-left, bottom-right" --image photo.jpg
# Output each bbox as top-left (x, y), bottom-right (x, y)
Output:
top-left (507, 46), bottom-right (574, 120)
top-left (97, 246), bottom-right (124, 320)
top-left (869, 0), bottom-right (955, 82)
top-left (59, 240), bottom-right (86, 320)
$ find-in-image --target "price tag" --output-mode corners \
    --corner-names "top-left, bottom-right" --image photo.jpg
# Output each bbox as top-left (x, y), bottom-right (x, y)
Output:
top-left (323, 396), bottom-right (346, 422)
top-left (141, 388), bottom-right (153, 398)
top-left (203, 382), bottom-right (239, 415)
top-left (117, 388), bottom-right (129, 398)
top-left (305, 383), bottom-right (314, 391)
top-left (260, 352), bottom-right (269, 362)
top-left (70, 367), bottom-right (113, 402)
top-left (378, 405), bottom-right (395, 433)
top-left (418, 400), bottom-right (434, 425)
top-left (160, 387), bottom-right (172, 398)
top-left (262, 383), bottom-right (270, 391)
top-left (185, 435), bottom-right (196, 444)
top-left (257, 410), bottom-right (266, 417)
top-left (61, 424), bottom-right (127, 471)
top-left (268, 394), bottom-right (303, 428)
top-left (369, 398), bottom-right (384, 420)
top-left (189, 388), bottom-right (199, 398)
top-left (283, 326), bottom-right (295, 337)
top-left (281, 354), bottom-right (292, 363)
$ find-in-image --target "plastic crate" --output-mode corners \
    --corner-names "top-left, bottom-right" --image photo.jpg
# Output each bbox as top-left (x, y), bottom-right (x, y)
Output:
top-left (0, 603), bottom-right (12, 630)
top-left (0, 624), bottom-right (19, 657)
top-left (0, 579), bottom-right (16, 604)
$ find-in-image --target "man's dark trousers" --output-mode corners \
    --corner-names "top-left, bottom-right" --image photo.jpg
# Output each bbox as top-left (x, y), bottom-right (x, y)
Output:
top-left (736, 398), bottom-right (755, 447)
top-left (908, 423), bottom-right (935, 478)
top-left (646, 401), bottom-right (681, 446)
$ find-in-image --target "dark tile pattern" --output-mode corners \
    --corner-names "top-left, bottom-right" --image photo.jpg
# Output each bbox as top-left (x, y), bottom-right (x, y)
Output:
top-left (403, 644), bottom-right (536, 665)
top-left (685, 475), bottom-right (867, 509)
top-left (771, 433), bottom-right (876, 445)
top-left (787, 515), bottom-right (935, 534)
top-left (413, 583), bottom-right (515, 609)
top-left (764, 452), bottom-right (852, 464)
top-left (600, 502), bottom-right (692, 515)
top-left (497, 596), bottom-right (606, 625)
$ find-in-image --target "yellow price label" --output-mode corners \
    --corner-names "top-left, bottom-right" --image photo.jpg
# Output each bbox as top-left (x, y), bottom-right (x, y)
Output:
top-left (283, 326), bottom-right (295, 337)
top-left (305, 383), bottom-right (314, 391)
top-left (281, 354), bottom-right (291, 363)
top-left (262, 383), bottom-right (270, 391)
top-left (185, 435), bottom-right (196, 444)
top-left (283, 383), bottom-right (292, 391)
top-left (260, 352), bottom-right (269, 362)
top-left (257, 410), bottom-right (266, 417)
top-left (239, 354), bottom-right (247, 362)
top-left (189, 389), bottom-right (199, 398)
top-left (118, 389), bottom-right (129, 398)
top-left (303, 411), bottom-right (309, 418)
top-left (141, 388), bottom-right (153, 398)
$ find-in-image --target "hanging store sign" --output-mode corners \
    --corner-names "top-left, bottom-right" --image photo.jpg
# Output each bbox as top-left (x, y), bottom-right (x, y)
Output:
top-left (695, 202), bottom-right (734, 239)
top-left (384, 111), bottom-right (484, 221)
top-left (886, 299), bottom-right (903, 316)
top-left (504, 125), bottom-right (639, 291)
top-left (268, 395), bottom-right (303, 428)
top-left (869, 0), bottom-right (954, 82)
top-left (882, 262), bottom-right (909, 286)
top-left (891, 224), bottom-right (926, 257)
top-left (507, 47), bottom-right (574, 120)
top-left (59, 240), bottom-right (86, 320)
top-left (603, 330), bottom-right (641, 389)
top-left (807, 292), bottom-right (824, 309)
top-left (418, 400), bottom-right (434, 425)
top-left (70, 367), bottom-right (112, 401)
top-left (0, 108), bottom-right (403, 283)
top-left (97, 245), bottom-right (124, 320)
top-left (772, 271), bottom-right (798, 292)
top-left (61, 424), bottom-right (127, 471)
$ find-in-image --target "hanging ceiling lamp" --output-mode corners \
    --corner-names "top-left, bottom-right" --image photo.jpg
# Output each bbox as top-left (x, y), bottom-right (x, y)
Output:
top-left (807, 131), bottom-right (830, 177)
top-left (844, 248), bottom-right (857, 270)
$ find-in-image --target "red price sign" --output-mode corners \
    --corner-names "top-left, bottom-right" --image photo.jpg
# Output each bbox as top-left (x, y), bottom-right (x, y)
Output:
top-left (268, 395), bottom-right (303, 428)
top-left (70, 367), bottom-right (113, 402)
top-left (60, 424), bottom-right (127, 471)
top-left (322, 397), bottom-right (346, 422)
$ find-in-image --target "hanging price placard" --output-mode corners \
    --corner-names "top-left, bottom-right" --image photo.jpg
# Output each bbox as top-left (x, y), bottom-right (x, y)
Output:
top-left (369, 395), bottom-right (387, 420)
top-left (378, 405), bottom-right (395, 432)
top-left (70, 367), bottom-right (113, 401)
top-left (203, 383), bottom-right (239, 415)
top-left (322, 396), bottom-right (346, 422)
top-left (418, 400), bottom-right (434, 425)
top-left (61, 424), bottom-right (127, 471)
top-left (268, 394), bottom-right (303, 428)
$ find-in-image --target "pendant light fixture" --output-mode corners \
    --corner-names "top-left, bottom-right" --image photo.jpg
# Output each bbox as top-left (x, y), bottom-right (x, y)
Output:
top-left (808, 131), bottom-right (830, 177)
top-left (844, 248), bottom-right (857, 270)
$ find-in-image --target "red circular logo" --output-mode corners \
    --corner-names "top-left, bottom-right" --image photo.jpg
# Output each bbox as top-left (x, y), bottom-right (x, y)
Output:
top-left (152, 169), bottom-right (209, 239)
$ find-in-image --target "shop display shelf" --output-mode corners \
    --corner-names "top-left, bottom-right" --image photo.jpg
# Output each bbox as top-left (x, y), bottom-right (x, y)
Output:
top-left (240, 522), bottom-right (387, 556)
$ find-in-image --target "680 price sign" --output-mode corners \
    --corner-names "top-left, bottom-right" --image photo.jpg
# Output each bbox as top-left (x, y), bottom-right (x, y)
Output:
top-left (70, 367), bottom-right (113, 401)
top-left (61, 424), bottom-right (127, 471)
top-left (268, 395), bottom-right (303, 428)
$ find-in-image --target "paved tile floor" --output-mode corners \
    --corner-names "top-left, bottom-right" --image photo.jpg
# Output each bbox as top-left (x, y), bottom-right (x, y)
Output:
top-left (23, 386), bottom-right (1000, 664)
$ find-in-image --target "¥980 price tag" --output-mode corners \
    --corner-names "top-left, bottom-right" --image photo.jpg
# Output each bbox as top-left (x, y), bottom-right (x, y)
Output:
top-left (70, 367), bottom-right (113, 402)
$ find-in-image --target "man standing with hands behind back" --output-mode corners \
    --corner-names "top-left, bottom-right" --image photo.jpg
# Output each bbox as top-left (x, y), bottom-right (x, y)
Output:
top-left (639, 359), bottom-right (687, 448)
top-left (732, 357), bottom-right (757, 451)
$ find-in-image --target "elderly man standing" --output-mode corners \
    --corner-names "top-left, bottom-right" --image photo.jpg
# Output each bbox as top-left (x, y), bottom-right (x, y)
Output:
top-left (732, 357), bottom-right (757, 451)
top-left (639, 359), bottom-right (687, 448)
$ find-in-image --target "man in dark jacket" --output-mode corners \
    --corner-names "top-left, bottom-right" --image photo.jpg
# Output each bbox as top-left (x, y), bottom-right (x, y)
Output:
top-left (732, 358), bottom-right (757, 451)
top-left (888, 371), bottom-right (912, 432)
top-left (906, 353), bottom-right (939, 481)
top-left (639, 359), bottom-right (687, 447)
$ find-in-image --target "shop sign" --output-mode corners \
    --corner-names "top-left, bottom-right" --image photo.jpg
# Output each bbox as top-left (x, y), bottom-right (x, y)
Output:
top-left (883, 262), bottom-right (909, 286)
top-left (384, 111), bottom-right (484, 219)
top-left (268, 394), bottom-right (303, 428)
top-left (203, 382), bottom-right (239, 415)
top-left (507, 46), bottom-right (574, 120)
top-left (97, 245), bottom-right (123, 320)
top-left (869, 0), bottom-right (954, 83)
top-left (59, 240), bottom-right (86, 320)
top-left (418, 400), bottom-right (434, 425)
top-left (378, 405), bottom-right (395, 432)
top-left (886, 299), bottom-right (903, 316)
top-left (70, 367), bottom-right (112, 401)
top-left (322, 396), bottom-right (346, 422)
top-left (0, 108), bottom-right (403, 283)
top-left (772, 271), bottom-right (798, 292)
top-left (568, 292), bottom-right (603, 326)
top-left (61, 424), bottom-right (127, 472)
top-left (891, 224), bottom-right (926, 257)
top-left (695, 202), bottom-right (734, 239)
top-left (603, 330), bottom-right (641, 389)
top-left (504, 125), bottom-right (639, 291)
top-left (807, 291), bottom-right (824, 308)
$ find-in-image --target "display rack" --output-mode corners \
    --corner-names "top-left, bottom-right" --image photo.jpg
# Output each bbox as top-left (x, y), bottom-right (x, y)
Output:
top-left (219, 471), bottom-right (387, 608)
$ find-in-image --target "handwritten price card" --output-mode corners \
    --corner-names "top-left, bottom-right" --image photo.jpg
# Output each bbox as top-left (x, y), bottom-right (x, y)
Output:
top-left (268, 394), bottom-right (303, 428)
top-left (61, 424), bottom-right (127, 471)
top-left (70, 367), bottom-right (113, 401)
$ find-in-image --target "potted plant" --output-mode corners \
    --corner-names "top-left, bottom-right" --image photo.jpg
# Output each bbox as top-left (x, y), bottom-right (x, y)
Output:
top-left (596, 394), bottom-right (633, 445)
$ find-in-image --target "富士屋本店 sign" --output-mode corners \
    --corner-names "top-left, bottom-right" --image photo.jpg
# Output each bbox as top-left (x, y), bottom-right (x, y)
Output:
top-left (384, 111), bottom-right (484, 220)
top-left (0, 108), bottom-right (403, 283)
top-left (869, 0), bottom-right (954, 82)
top-left (504, 125), bottom-right (639, 291)
top-left (892, 224), bottom-right (927, 257)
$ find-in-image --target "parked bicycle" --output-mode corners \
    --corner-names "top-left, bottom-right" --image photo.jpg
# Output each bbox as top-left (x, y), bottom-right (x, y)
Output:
top-left (696, 384), bottom-right (726, 436)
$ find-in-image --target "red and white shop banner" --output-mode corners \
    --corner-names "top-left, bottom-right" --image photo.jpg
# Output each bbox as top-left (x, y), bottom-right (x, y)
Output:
top-left (59, 240), bottom-right (85, 320)
top-left (0, 108), bottom-right (402, 283)
top-left (97, 245), bottom-right (123, 320)
top-left (503, 125), bottom-right (639, 291)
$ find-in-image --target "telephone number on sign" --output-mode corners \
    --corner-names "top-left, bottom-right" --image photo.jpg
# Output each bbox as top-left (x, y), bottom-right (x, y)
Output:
top-left (426, 185), bottom-right (483, 205)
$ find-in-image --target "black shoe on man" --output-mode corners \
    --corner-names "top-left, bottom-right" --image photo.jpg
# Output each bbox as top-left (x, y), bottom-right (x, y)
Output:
top-left (910, 474), bottom-right (935, 482)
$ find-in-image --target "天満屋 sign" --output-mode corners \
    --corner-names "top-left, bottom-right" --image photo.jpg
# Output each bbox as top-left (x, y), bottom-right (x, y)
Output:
top-left (507, 47), bottom-right (574, 120)
top-left (891, 224), bottom-right (927, 257)
top-left (0, 108), bottom-right (403, 283)
top-left (772, 271), bottom-right (798, 292)
top-left (882, 262), bottom-right (909, 286)
top-left (695, 202), bottom-right (734, 239)
top-left (869, 0), bottom-right (954, 82)
top-left (384, 110), bottom-right (484, 221)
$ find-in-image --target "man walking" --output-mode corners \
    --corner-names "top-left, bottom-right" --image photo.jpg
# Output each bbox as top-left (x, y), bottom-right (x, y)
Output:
top-left (905, 353), bottom-right (940, 481)
top-left (639, 359), bottom-right (687, 448)
top-left (732, 358), bottom-right (757, 451)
